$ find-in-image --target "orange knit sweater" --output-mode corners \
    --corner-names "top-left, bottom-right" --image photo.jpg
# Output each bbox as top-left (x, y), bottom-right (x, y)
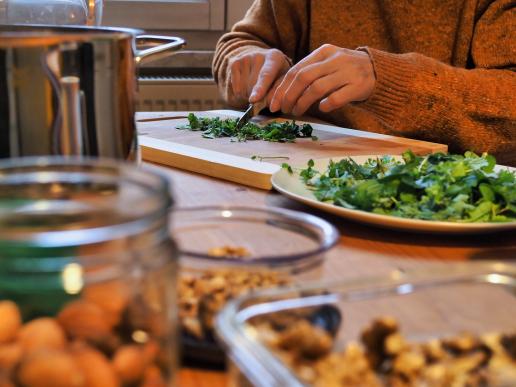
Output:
top-left (213, 0), bottom-right (516, 165)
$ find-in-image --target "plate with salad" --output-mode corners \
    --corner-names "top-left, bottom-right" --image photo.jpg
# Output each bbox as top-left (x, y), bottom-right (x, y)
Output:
top-left (271, 151), bottom-right (516, 233)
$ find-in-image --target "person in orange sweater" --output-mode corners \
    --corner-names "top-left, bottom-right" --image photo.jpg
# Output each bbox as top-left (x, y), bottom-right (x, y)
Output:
top-left (213, 0), bottom-right (516, 165)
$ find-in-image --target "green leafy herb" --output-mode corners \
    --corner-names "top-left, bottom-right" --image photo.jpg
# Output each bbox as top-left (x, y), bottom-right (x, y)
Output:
top-left (282, 163), bottom-right (294, 174)
top-left (177, 113), bottom-right (316, 143)
top-left (298, 151), bottom-right (516, 223)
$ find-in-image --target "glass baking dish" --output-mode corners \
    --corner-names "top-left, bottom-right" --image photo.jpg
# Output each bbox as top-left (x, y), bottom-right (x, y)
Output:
top-left (216, 262), bottom-right (516, 387)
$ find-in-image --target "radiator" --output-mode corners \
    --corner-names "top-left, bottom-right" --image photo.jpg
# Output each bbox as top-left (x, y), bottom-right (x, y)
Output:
top-left (136, 75), bottom-right (227, 112)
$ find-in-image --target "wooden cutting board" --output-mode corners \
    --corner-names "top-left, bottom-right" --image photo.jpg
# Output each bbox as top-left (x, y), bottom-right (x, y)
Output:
top-left (137, 110), bottom-right (447, 190)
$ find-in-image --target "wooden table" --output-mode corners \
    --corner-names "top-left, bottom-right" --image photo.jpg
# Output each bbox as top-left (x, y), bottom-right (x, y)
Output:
top-left (138, 113), bottom-right (516, 387)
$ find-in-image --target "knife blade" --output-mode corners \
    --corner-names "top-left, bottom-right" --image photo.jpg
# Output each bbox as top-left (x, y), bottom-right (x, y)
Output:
top-left (235, 99), bottom-right (268, 129)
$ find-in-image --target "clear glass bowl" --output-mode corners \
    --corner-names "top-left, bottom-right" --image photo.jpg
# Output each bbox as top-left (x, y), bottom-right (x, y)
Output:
top-left (0, 157), bottom-right (178, 386)
top-left (216, 262), bottom-right (516, 386)
top-left (171, 206), bottom-right (339, 278)
top-left (170, 206), bottom-right (339, 366)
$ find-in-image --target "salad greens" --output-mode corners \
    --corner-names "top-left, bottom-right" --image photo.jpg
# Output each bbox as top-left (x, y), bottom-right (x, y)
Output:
top-left (296, 151), bottom-right (516, 223)
top-left (177, 113), bottom-right (317, 142)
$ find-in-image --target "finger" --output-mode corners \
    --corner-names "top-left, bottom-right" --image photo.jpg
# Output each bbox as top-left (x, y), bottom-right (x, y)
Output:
top-left (319, 83), bottom-right (364, 112)
top-left (270, 45), bottom-right (333, 112)
top-left (250, 52), bottom-right (284, 102)
top-left (291, 72), bottom-right (346, 116)
top-left (230, 59), bottom-right (241, 99)
top-left (238, 56), bottom-right (252, 100)
top-left (265, 75), bottom-right (285, 106)
top-left (280, 62), bottom-right (335, 114)
top-left (247, 55), bottom-right (265, 98)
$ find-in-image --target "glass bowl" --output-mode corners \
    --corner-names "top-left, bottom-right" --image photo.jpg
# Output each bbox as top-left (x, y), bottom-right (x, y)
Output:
top-left (169, 206), bottom-right (339, 367)
top-left (216, 262), bottom-right (516, 387)
top-left (171, 206), bottom-right (339, 277)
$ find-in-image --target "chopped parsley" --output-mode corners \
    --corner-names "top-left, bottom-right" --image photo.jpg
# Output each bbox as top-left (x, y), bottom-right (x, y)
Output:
top-left (177, 113), bottom-right (316, 143)
top-left (298, 151), bottom-right (516, 223)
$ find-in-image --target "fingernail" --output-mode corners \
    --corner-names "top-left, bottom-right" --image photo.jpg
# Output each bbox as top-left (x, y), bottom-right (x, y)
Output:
top-left (249, 92), bottom-right (257, 102)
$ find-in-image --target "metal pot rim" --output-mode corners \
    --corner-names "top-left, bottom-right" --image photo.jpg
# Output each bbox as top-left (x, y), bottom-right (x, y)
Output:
top-left (0, 24), bottom-right (143, 44)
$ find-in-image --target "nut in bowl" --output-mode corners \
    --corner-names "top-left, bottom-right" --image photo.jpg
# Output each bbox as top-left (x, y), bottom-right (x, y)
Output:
top-left (170, 206), bottom-right (339, 367)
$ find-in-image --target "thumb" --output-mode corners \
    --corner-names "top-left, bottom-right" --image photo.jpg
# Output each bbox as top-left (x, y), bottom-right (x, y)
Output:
top-left (249, 53), bottom-right (285, 102)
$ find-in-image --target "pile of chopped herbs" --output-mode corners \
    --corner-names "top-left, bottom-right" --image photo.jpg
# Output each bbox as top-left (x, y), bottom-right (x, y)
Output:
top-left (177, 113), bottom-right (317, 142)
top-left (295, 151), bottom-right (516, 223)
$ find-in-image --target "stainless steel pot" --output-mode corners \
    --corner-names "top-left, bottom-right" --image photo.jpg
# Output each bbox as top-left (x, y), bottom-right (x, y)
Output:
top-left (0, 25), bottom-right (185, 159)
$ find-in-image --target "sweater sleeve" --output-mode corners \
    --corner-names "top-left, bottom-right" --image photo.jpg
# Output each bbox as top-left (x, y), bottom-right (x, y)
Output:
top-left (212, 0), bottom-right (309, 108)
top-left (358, 0), bottom-right (516, 165)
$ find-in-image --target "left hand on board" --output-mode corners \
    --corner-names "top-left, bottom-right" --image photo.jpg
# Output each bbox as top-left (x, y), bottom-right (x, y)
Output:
top-left (269, 44), bottom-right (376, 116)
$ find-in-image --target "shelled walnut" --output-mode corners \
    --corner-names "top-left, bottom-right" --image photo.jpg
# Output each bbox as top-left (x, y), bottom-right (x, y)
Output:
top-left (207, 246), bottom-right (251, 259)
top-left (179, 269), bottom-right (290, 340)
top-left (256, 316), bottom-right (516, 387)
top-left (0, 284), bottom-right (170, 387)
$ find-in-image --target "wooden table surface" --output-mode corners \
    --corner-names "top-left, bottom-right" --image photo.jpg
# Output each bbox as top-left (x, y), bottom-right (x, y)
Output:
top-left (138, 113), bottom-right (516, 387)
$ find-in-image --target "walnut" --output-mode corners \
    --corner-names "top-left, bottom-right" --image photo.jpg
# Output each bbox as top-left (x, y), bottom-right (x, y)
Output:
top-left (207, 245), bottom-right (251, 258)
top-left (392, 350), bottom-right (426, 379)
top-left (360, 316), bottom-right (399, 369)
top-left (276, 320), bottom-right (333, 359)
top-left (179, 269), bottom-right (290, 340)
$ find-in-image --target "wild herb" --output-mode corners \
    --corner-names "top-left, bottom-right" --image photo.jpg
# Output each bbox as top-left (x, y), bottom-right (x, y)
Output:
top-left (298, 151), bottom-right (516, 222)
top-left (178, 113), bottom-right (316, 143)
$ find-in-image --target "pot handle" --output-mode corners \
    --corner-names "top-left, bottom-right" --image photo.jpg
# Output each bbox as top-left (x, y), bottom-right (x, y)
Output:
top-left (135, 35), bottom-right (185, 65)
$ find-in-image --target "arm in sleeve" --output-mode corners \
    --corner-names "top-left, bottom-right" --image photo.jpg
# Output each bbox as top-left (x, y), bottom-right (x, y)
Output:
top-left (358, 0), bottom-right (516, 165)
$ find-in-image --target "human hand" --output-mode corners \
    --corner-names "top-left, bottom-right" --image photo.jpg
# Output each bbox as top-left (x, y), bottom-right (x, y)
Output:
top-left (228, 48), bottom-right (290, 104)
top-left (270, 44), bottom-right (376, 116)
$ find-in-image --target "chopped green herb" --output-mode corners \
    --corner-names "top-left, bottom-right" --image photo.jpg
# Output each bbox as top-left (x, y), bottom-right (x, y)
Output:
top-left (298, 151), bottom-right (516, 223)
top-left (282, 163), bottom-right (294, 174)
top-left (177, 113), bottom-right (316, 143)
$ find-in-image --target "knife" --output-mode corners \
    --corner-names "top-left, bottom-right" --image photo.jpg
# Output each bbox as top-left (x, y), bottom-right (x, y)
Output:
top-left (235, 99), bottom-right (268, 129)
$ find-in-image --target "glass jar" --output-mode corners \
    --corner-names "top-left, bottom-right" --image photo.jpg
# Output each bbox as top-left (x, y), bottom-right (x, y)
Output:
top-left (0, 0), bottom-right (103, 26)
top-left (0, 157), bottom-right (178, 386)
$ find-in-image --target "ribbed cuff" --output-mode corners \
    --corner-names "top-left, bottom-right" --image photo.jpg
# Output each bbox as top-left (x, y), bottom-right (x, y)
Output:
top-left (357, 47), bottom-right (421, 127)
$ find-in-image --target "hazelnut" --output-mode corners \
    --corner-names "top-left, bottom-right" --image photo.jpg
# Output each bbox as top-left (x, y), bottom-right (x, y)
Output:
top-left (0, 301), bottom-right (22, 344)
top-left (70, 342), bottom-right (119, 387)
top-left (18, 318), bottom-right (66, 355)
top-left (142, 340), bottom-right (160, 365)
top-left (57, 300), bottom-right (113, 345)
top-left (141, 366), bottom-right (167, 387)
top-left (112, 345), bottom-right (146, 385)
top-left (0, 372), bottom-right (15, 387)
top-left (0, 342), bottom-right (23, 371)
top-left (17, 349), bottom-right (85, 387)
top-left (83, 282), bottom-right (129, 327)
